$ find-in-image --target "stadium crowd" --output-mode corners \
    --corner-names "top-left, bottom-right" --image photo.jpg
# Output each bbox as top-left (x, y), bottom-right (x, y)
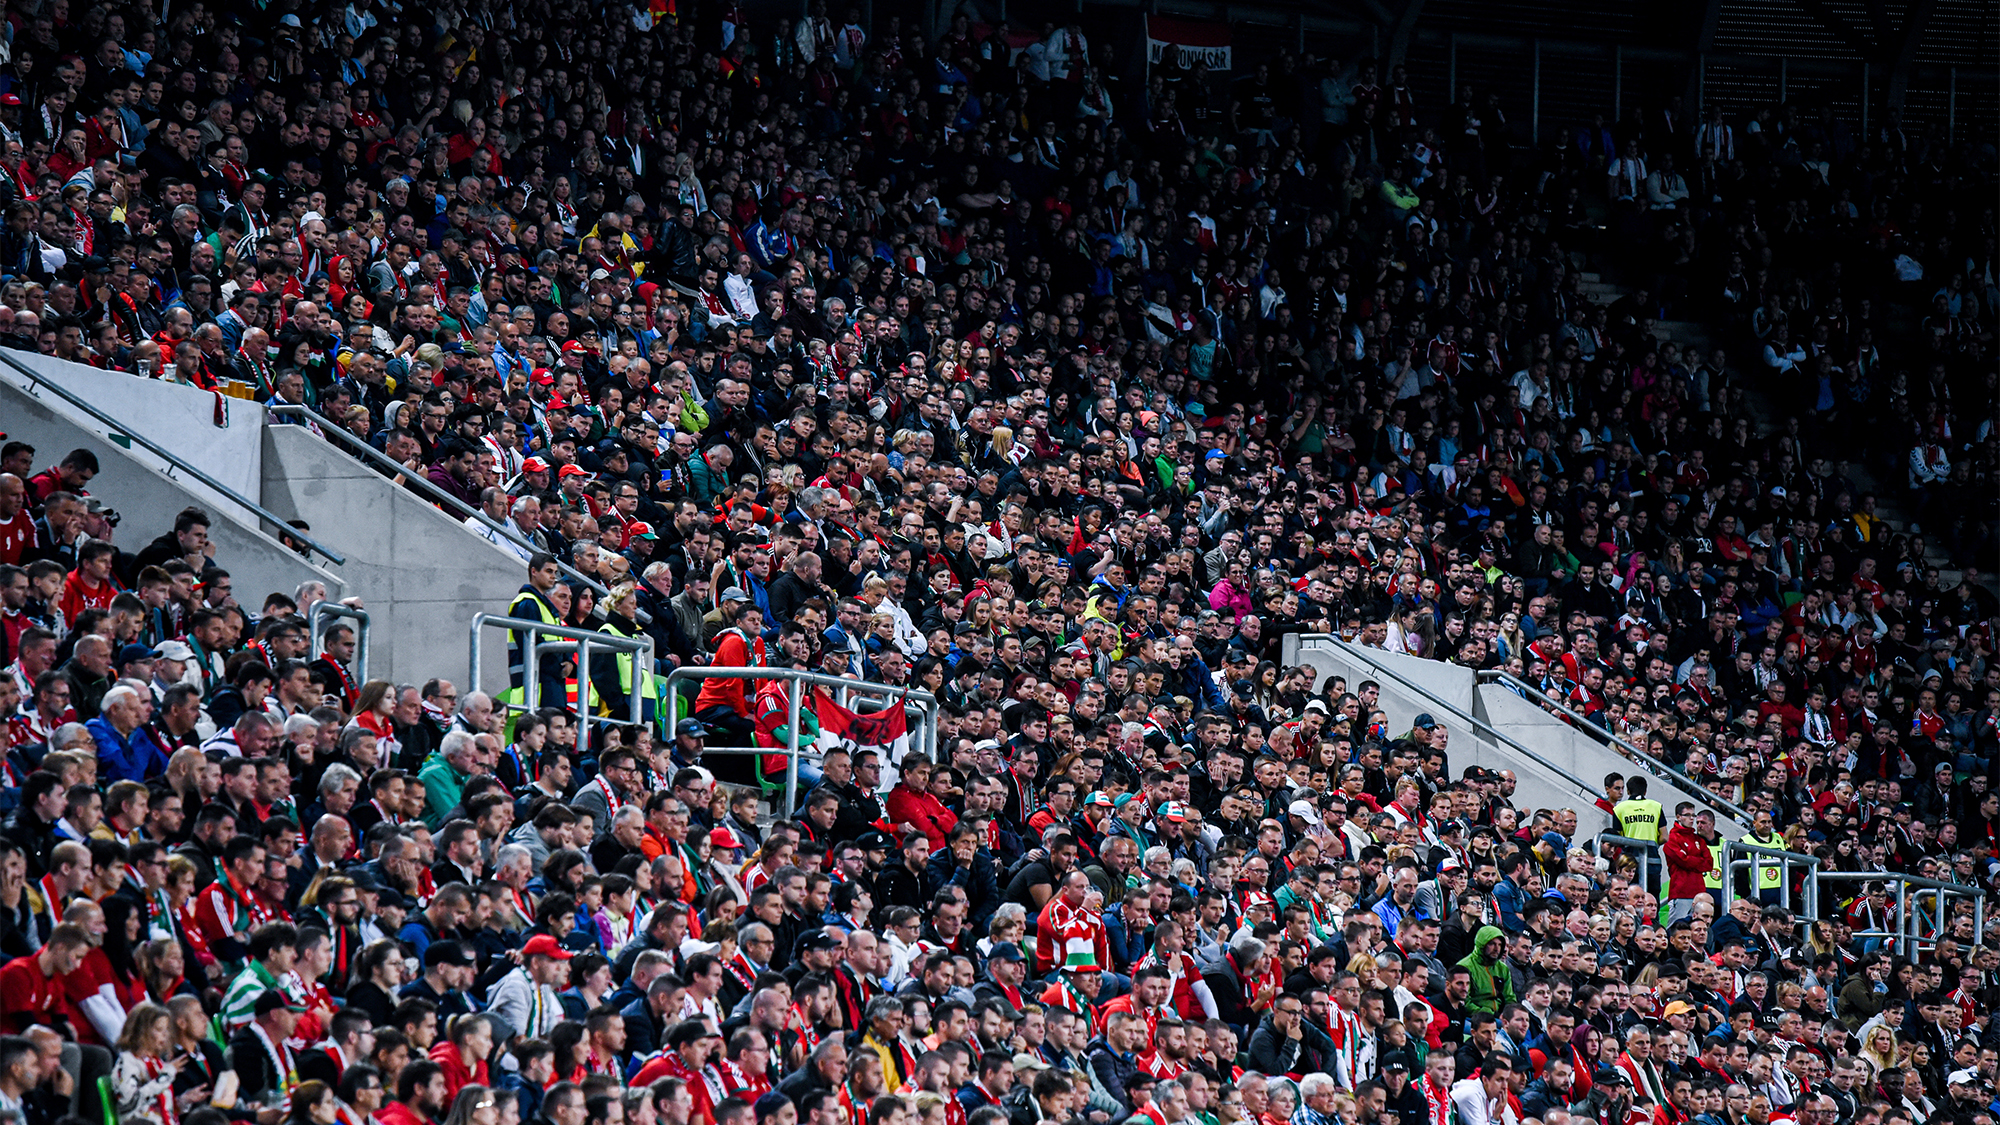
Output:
top-left (0, 10), bottom-right (1998, 1125)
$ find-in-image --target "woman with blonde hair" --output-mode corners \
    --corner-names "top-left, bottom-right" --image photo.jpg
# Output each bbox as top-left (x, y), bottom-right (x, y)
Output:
top-left (1857, 1023), bottom-right (1896, 1084)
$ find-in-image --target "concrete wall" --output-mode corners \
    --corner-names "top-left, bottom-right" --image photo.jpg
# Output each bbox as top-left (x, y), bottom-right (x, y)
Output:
top-left (1, 352), bottom-right (265, 513)
top-left (0, 367), bottom-right (344, 608)
top-left (1289, 637), bottom-right (1614, 836)
top-left (1476, 683), bottom-right (1746, 834)
top-left (259, 425), bottom-right (529, 688)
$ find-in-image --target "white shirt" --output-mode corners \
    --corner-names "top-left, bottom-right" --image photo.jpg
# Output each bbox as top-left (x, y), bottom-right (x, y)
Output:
top-left (1451, 1077), bottom-right (1513, 1125)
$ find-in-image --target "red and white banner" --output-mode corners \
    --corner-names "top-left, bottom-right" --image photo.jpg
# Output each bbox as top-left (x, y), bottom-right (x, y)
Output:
top-left (1145, 15), bottom-right (1231, 73)
top-left (818, 694), bottom-right (911, 764)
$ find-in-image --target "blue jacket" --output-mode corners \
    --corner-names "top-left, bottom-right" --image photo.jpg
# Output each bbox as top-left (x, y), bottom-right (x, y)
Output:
top-left (87, 717), bottom-right (168, 784)
top-left (1494, 875), bottom-right (1528, 933)
top-left (1102, 903), bottom-right (1149, 972)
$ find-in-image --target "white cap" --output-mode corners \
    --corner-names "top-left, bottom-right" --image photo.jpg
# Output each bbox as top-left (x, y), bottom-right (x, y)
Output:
top-left (1287, 799), bottom-right (1321, 826)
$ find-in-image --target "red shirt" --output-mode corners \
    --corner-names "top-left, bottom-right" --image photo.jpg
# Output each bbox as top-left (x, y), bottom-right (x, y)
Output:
top-left (0, 953), bottom-right (66, 1033)
top-left (0, 510), bottom-right (34, 566)
top-left (58, 570), bottom-right (118, 625)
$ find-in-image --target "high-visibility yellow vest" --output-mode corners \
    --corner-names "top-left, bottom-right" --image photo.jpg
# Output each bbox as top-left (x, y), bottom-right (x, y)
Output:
top-left (1613, 797), bottom-right (1664, 843)
top-left (1744, 832), bottom-right (1785, 890)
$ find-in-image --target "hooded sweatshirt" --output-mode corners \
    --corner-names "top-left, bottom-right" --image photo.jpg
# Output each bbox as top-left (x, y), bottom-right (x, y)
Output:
top-left (1456, 924), bottom-right (1516, 1013)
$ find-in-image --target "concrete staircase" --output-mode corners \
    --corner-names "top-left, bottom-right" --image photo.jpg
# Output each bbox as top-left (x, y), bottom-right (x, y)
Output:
top-left (0, 354), bottom-right (532, 683)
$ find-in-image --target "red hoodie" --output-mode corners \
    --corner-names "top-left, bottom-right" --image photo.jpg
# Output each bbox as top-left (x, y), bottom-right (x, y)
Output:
top-left (429, 1041), bottom-right (490, 1103)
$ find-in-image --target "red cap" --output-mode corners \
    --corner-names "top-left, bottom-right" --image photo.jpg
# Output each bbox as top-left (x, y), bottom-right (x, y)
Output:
top-left (561, 340), bottom-right (587, 354)
top-left (520, 934), bottom-right (574, 961)
top-left (521, 457), bottom-right (550, 473)
top-left (558, 464), bottom-right (591, 479)
top-left (709, 826), bottom-right (742, 849)
top-left (531, 368), bottom-right (555, 385)
top-left (0, 95), bottom-right (20, 106)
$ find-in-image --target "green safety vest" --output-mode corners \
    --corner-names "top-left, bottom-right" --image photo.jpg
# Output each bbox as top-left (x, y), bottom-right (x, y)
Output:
top-left (1704, 838), bottom-right (1725, 890)
top-left (1613, 797), bottom-right (1664, 843)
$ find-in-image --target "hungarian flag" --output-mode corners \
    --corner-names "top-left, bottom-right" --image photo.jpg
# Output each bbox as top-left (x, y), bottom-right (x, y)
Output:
top-left (649, 0), bottom-right (676, 24)
top-left (754, 682), bottom-right (911, 776)
top-left (819, 694), bottom-right (910, 763)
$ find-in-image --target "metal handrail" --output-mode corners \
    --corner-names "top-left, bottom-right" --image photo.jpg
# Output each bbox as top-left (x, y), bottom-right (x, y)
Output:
top-left (308, 602), bottom-right (371, 683)
top-left (0, 352), bottom-right (346, 565)
top-left (662, 665), bottom-right (939, 813)
top-left (1720, 839), bottom-right (1823, 918)
top-left (1478, 668), bottom-right (1753, 827)
top-left (1315, 636), bottom-right (1608, 804)
top-left (1817, 870), bottom-right (1984, 956)
top-left (264, 402), bottom-right (633, 617)
top-left (469, 613), bottom-right (652, 763)
top-left (1595, 832), bottom-right (1666, 892)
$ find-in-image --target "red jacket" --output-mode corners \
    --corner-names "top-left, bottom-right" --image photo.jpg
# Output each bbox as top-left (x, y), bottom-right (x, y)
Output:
top-left (1662, 823), bottom-right (1713, 900)
top-left (883, 783), bottom-right (957, 850)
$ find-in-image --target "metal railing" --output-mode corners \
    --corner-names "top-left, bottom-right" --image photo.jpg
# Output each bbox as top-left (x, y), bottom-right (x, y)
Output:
top-left (1719, 839), bottom-right (1822, 918)
top-left (1817, 871), bottom-right (1985, 958)
top-left (1303, 636), bottom-right (1609, 806)
top-left (662, 666), bottom-right (938, 813)
top-left (308, 602), bottom-right (371, 683)
top-left (1479, 668), bottom-right (1752, 827)
top-left (265, 402), bottom-right (634, 618)
top-left (0, 352), bottom-right (346, 565)
top-left (1595, 833), bottom-right (1665, 893)
top-left (469, 613), bottom-right (652, 762)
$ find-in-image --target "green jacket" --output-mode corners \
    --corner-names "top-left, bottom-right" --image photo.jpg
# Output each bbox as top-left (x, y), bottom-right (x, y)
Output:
top-left (688, 450), bottom-right (731, 503)
top-left (418, 753), bottom-right (472, 828)
top-left (1456, 924), bottom-right (1516, 1013)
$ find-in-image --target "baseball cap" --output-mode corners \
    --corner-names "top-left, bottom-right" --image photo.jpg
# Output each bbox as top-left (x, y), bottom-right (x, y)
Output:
top-left (254, 989), bottom-right (308, 1015)
top-left (0, 95), bottom-right (20, 106)
top-left (520, 934), bottom-right (575, 961)
top-left (720, 587), bottom-right (751, 604)
top-left (675, 719), bottom-right (708, 738)
top-left (425, 941), bottom-right (478, 967)
top-left (1661, 1000), bottom-right (1695, 1017)
top-left (626, 521), bottom-right (658, 541)
top-left (709, 827), bottom-right (744, 850)
top-left (1949, 1070), bottom-right (1980, 1086)
top-left (117, 643), bottom-right (160, 665)
top-left (1243, 891), bottom-right (1276, 912)
top-left (668, 1020), bottom-right (718, 1048)
top-left (1540, 832), bottom-right (1569, 850)
top-left (155, 640), bottom-right (195, 662)
top-left (561, 340), bottom-right (588, 354)
top-left (1412, 713), bottom-right (1439, 731)
top-left (1156, 801), bottom-right (1189, 823)
top-left (988, 944), bottom-right (1026, 963)
top-left (522, 456), bottom-right (550, 473)
top-left (1013, 1052), bottom-right (1051, 1073)
top-left (1438, 856), bottom-right (1464, 872)
top-left (1288, 799), bottom-right (1322, 826)
top-left (558, 464), bottom-right (591, 478)
top-left (1085, 791), bottom-right (1114, 808)
top-left (798, 929), bottom-right (841, 953)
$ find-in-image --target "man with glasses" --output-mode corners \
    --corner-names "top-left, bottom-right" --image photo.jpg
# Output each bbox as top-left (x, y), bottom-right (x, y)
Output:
top-left (575, 749), bottom-right (644, 843)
